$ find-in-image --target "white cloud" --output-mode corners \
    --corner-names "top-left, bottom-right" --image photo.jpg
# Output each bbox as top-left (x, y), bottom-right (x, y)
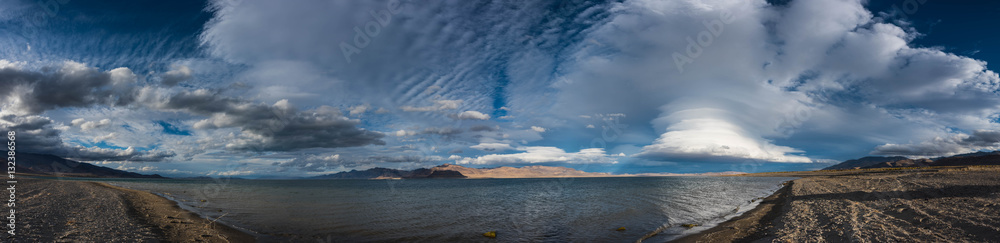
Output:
top-left (72, 118), bottom-right (111, 131)
top-left (454, 110), bottom-right (490, 120)
top-left (394, 129), bottom-right (416, 137)
top-left (530, 126), bottom-right (546, 132)
top-left (161, 65), bottom-right (193, 86)
top-left (348, 104), bottom-right (370, 116)
top-left (636, 118), bottom-right (812, 163)
top-left (456, 146), bottom-right (618, 165)
top-left (547, 0), bottom-right (1000, 163)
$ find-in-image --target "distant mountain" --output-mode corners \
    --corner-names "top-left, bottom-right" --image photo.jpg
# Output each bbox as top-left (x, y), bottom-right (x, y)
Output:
top-left (432, 164), bottom-right (614, 178)
top-left (823, 156), bottom-right (909, 170)
top-left (311, 164), bottom-right (615, 179)
top-left (311, 167), bottom-right (467, 179)
top-left (825, 151), bottom-right (1000, 170)
top-left (1, 152), bottom-right (165, 178)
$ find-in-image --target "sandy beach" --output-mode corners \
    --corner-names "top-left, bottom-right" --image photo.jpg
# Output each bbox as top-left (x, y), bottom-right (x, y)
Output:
top-left (8, 177), bottom-right (254, 242)
top-left (673, 166), bottom-right (1000, 242)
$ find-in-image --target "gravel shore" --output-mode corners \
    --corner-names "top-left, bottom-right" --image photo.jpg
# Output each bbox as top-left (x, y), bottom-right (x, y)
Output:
top-left (673, 166), bottom-right (1000, 242)
top-left (8, 177), bottom-right (255, 242)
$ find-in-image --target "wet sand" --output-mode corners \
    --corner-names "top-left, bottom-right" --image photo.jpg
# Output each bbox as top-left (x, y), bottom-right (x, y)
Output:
top-left (9, 177), bottom-right (254, 242)
top-left (672, 166), bottom-right (1000, 242)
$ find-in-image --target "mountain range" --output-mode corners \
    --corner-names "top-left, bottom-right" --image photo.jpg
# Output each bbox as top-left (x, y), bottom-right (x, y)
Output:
top-left (310, 163), bottom-right (747, 179)
top-left (310, 164), bottom-right (617, 179)
top-left (2, 151), bottom-right (165, 178)
top-left (823, 151), bottom-right (1000, 170)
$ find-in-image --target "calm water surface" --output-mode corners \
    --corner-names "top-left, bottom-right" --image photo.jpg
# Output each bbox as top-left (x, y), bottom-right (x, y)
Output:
top-left (84, 176), bottom-right (792, 242)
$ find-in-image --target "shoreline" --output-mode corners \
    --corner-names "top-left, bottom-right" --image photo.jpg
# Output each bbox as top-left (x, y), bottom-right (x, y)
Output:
top-left (13, 177), bottom-right (256, 242)
top-left (92, 182), bottom-right (257, 242)
top-left (667, 180), bottom-right (793, 242)
top-left (670, 166), bottom-right (1000, 242)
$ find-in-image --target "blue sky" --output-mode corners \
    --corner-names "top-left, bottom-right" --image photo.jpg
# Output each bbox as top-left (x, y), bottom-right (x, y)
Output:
top-left (2, 0), bottom-right (999, 177)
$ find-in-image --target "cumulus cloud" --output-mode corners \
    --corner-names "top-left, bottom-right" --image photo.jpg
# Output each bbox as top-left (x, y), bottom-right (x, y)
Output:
top-left (547, 0), bottom-right (1000, 163)
top-left (71, 118), bottom-right (111, 130)
top-left (456, 146), bottom-right (618, 165)
top-left (348, 104), bottom-right (370, 116)
top-left (137, 89), bottom-right (386, 151)
top-left (68, 146), bottom-right (176, 162)
top-left (0, 114), bottom-right (174, 161)
top-left (276, 154), bottom-right (342, 172)
top-left (1, 61), bottom-right (385, 155)
top-left (0, 60), bottom-right (138, 115)
top-left (453, 110), bottom-right (490, 120)
top-left (394, 129), bottom-right (416, 137)
top-left (160, 65), bottom-right (193, 86)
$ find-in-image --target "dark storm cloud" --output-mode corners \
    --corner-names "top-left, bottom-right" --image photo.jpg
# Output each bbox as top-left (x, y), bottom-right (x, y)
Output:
top-left (0, 61), bottom-right (137, 114)
top-left (0, 115), bottom-right (174, 161)
top-left (1, 61), bottom-right (384, 153)
top-left (142, 89), bottom-right (385, 151)
top-left (961, 130), bottom-right (1000, 147)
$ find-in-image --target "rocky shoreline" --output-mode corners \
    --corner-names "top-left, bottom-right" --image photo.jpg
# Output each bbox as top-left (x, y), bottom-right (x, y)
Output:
top-left (10, 177), bottom-right (254, 242)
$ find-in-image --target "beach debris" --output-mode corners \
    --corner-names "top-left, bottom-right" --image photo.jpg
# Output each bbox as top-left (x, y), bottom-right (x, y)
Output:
top-left (681, 223), bottom-right (701, 228)
top-left (616, 227), bottom-right (626, 231)
top-left (483, 231), bottom-right (497, 238)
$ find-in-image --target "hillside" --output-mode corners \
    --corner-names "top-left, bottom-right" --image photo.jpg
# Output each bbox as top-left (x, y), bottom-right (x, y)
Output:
top-left (824, 151), bottom-right (1000, 170)
top-left (2, 152), bottom-right (165, 178)
top-left (823, 156), bottom-right (909, 170)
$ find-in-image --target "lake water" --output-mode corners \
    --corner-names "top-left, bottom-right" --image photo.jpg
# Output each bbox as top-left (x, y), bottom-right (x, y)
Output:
top-left (89, 176), bottom-right (792, 242)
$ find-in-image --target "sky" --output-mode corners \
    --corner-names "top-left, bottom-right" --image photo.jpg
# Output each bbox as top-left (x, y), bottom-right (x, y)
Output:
top-left (1, 0), bottom-right (999, 178)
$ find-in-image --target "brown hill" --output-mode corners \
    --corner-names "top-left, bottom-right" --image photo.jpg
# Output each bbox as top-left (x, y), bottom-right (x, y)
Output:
top-left (431, 164), bottom-right (614, 178)
top-left (826, 151), bottom-right (1000, 170)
